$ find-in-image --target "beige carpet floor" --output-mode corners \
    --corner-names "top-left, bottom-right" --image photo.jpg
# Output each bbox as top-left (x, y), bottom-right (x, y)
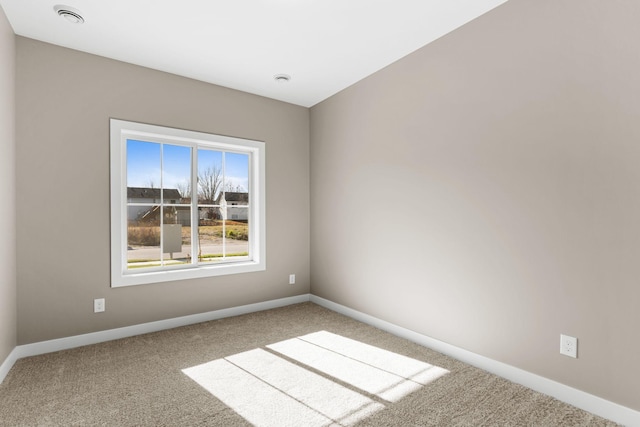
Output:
top-left (0, 302), bottom-right (618, 426)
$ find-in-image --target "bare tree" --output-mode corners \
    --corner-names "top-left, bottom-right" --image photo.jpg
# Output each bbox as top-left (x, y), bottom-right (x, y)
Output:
top-left (198, 166), bottom-right (222, 203)
top-left (224, 182), bottom-right (246, 193)
top-left (176, 180), bottom-right (191, 199)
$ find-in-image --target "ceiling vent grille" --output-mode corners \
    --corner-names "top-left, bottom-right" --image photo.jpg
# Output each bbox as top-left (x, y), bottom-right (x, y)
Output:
top-left (54, 5), bottom-right (84, 24)
top-left (274, 74), bottom-right (291, 83)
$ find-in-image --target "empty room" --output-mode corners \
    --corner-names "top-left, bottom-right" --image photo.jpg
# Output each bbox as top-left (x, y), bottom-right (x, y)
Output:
top-left (0, 0), bottom-right (639, 425)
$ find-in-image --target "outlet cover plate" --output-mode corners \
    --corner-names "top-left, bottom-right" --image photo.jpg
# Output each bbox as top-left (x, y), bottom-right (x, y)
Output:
top-left (560, 334), bottom-right (577, 358)
top-left (94, 298), bottom-right (105, 313)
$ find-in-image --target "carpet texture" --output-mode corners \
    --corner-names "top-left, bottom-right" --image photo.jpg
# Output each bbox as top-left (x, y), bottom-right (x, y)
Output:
top-left (0, 302), bottom-right (618, 426)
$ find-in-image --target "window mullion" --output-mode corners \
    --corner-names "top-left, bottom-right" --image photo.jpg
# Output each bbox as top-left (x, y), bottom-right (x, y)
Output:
top-left (247, 153), bottom-right (253, 260)
top-left (191, 146), bottom-right (198, 265)
top-left (160, 143), bottom-right (165, 266)
top-left (221, 151), bottom-right (226, 259)
top-left (121, 134), bottom-right (129, 274)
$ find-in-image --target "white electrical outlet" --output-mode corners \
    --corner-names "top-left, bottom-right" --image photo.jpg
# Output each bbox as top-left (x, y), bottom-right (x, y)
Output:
top-left (289, 274), bottom-right (296, 285)
top-left (560, 334), bottom-right (577, 358)
top-left (94, 298), bottom-right (105, 313)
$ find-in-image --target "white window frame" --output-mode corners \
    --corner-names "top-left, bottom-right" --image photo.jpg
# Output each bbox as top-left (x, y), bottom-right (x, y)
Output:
top-left (110, 119), bottom-right (266, 287)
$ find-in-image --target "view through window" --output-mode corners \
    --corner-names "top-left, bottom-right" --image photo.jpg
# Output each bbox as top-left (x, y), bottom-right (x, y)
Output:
top-left (110, 120), bottom-right (265, 287)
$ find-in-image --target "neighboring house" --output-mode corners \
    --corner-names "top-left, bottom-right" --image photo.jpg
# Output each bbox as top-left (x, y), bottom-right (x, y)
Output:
top-left (216, 192), bottom-right (249, 221)
top-left (127, 187), bottom-right (182, 204)
top-left (127, 187), bottom-right (188, 224)
top-left (127, 188), bottom-right (249, 224)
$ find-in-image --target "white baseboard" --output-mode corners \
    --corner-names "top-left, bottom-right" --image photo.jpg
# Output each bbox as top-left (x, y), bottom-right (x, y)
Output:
top-left (310, 295), bottom-right (640, 427)
top-left (0, 294), bottom-right (310, 384)
top-left (0, 347), bottom-right (19, 384)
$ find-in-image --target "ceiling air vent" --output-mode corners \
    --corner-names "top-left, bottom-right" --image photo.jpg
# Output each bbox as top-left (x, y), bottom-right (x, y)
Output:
top-left (274, 74), bottom-right (291, 83)
top-left (54, 5), bottom-right (85, 24)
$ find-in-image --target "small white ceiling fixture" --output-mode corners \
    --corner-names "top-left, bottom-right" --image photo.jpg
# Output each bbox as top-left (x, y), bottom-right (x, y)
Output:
top-left (53, 5), bottom-right (84, 24)
top-left (0, 0), bottom-right (509, 107)
top-left (274, 74), bottom-right (291, 83)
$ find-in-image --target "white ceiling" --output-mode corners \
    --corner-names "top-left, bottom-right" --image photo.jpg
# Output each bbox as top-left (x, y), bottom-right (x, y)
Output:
top-left (0, 0), bottom-right (508, 107)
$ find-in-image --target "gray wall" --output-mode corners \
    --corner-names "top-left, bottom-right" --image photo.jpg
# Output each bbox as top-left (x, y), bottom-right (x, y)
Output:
top-left (16, 37), bottom-right (310, 344)
top-left (0, 6), bottom-right (16, 364)
top-left (310, 0), bottom-right (640, 411)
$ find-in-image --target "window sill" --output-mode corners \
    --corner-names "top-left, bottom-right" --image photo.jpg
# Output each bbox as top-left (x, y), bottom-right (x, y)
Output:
top-left (111, 260), bottom-right (266, 287)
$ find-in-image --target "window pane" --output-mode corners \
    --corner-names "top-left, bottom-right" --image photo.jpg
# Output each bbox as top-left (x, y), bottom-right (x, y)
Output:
top-left (162, 206), bottom-right (191, 265)
top-left (127, 206), bottom-right (161, 269)
top-left (194, 219), bottom-right (250, 263)
top-left (127, 140), bottom-right (160, 190)
top-left (225, 152), bottom-right (250, 195)
top-left (198, 149), bottom-right (223, 204)
top-left (226, 211), bottom-right (249, 257)
top-left (163, 144), bottom-right (191, 201)
top-left (198, 208), bottom-right (223, 262)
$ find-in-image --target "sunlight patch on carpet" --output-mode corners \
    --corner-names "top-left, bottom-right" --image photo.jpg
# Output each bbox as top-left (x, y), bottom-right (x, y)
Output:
top-left (183, 331), bottom-right (448, 426)
top-left (297, 331), bottom-right (449, 386)
top-left (183, 357), bottom-right (333, 426)
top-left (269, 331), bottom-right (449, 402)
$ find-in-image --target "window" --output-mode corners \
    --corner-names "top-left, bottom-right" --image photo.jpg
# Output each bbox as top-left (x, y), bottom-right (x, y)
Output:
top-left (110, 119), bottom-right (265, 287)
